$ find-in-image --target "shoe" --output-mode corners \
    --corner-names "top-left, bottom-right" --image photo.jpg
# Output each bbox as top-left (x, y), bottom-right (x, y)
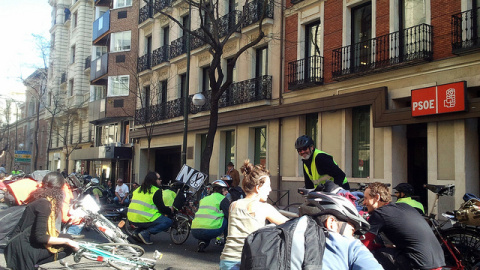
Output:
top-left (138, 231), bottom-right (153, 245)
top-left (197, 241), bottom-right (206, 252)
top-left (70, 234), bottom-right (85, 239)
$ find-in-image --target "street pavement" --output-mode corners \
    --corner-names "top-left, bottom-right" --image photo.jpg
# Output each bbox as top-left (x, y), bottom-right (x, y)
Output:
top-left (0, 228), bottom-right (223, 270)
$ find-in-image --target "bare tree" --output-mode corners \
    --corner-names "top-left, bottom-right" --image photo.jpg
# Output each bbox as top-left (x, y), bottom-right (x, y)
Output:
top-left (147, 0), bottom-right (275, 176)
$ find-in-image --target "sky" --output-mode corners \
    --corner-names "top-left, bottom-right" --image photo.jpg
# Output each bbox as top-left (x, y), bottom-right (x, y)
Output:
top-left (0, 0), bottom-right (51, 102)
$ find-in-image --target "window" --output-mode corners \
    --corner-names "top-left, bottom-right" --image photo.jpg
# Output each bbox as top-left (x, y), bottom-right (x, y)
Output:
top-left (158, 80), bottom-right (167, 104)
top-left (351, 2), bottom-right (372, 68)
top-left (202, 66), bottom-right (210, 92)
top-left (182, 15), bottom-right (190, 36)
top-left (143, 85), bottom-right (151, 107)
top-left (110, 31), bottom-right (131, 52)
top-left (94, 46), bottom-right (107, 59)
top-left (254, 127), bottom-right (267, 166)
top-left (113, 0), bottom-right (132, 9)
top-left (92, 85), bottom-right (105, 101)
top-left (145, 36), bottom-right (152, 55)
top-left (108, 75), bottom-right (129, 97)
top-left (71, 45), bottom-right (76, 63)
top-left (69, 79), bottom-right (74, 96)
top-left (401, 0), bottom-right (426, 29)
top-left (255, 47), bottom-right (268, 77)
top-left (400, 0), bottom-right (427, 58)
top-left (226, 58), bottom-right (237, 82)
top-left (225, 130), bottom-right (235, 168)
top-left (352, 106), bottom-right (370, 178)
top-left (305, 113), bottom-right (318, 142)
top-left (179, 74), bottom-right (187, 98)
top-left (162, 26), bottom-right (170, 46)
top-left (73, 11), bottom-right (77, 28)
top-left (305, 21), bottom-right (322, 82)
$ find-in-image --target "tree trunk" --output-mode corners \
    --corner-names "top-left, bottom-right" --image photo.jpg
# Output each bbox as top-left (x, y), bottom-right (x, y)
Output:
top-left (200, 97), bottom-right (220, 180)
top-left (33, 102), bottom-right (40, 170)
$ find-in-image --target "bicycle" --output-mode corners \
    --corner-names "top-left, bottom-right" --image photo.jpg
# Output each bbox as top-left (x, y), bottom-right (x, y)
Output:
top-left (424, 183), bottom-right (480, 270)
top-left (169, 190), bottom-right (197, 245)
top-left (58, 242), bottom-right (161, 270)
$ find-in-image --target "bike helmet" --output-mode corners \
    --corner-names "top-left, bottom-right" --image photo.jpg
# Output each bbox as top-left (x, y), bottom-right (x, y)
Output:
top-left (393, 183), bottom-right (414, 196)
top-left (91, 178), bottom-right (100, 185)
top-left (295, 135), bottom-right (314, 150)
top-left (299, 191), bottom-right (369, 234)
top-left (212, 180), bottom-right (229, 188)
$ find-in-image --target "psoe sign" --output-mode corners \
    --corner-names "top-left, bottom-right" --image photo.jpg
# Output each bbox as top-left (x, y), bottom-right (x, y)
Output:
top-left (411, 81), bottom-right (466, 117)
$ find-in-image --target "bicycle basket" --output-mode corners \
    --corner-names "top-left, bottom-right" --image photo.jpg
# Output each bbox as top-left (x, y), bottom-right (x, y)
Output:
top-left (455, 198), bottom-right (480, 226)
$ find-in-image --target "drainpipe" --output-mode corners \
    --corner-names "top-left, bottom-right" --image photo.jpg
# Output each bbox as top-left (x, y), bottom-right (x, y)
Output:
top-left (276, 2), bottom-right (286, 202)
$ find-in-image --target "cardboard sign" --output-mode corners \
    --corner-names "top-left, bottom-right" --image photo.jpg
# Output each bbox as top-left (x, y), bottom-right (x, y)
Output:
top-left (175, 164), bottom-right (208, 191)
top-left (411, 81), bottom-right (466, 117)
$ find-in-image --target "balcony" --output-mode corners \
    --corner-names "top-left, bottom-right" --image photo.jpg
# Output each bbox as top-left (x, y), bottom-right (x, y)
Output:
top-left (90, 53), bottom-right (108, 82)
top-left (287, 55), bottom-right (324, 90)
top-left (170, 36), bottom-right (187, 59)
top-left (135, 75), bottom-right (272, 124)
top-left (152, 45), bottom-right (170, 67)
top-left (218, 10), bottom-right (242, 37)
top-left (137, 53), bottom-right (151, 72)
top-left (153, 0), bottom-right (174, 14)
top-left (88, 98), bottom-right (106, 122)
top-left (332, 23), bottom-right (433, 80)
top-left (242, 0), bottom-right (274, 28)
top-left (139, 3), bottom-right (153, 24)
top-left (452, 7), bottom-right (480, 54)
top-left (84, 56), bottom-right (91, 70)
top-left (93, 10), bottom-right (110, 42)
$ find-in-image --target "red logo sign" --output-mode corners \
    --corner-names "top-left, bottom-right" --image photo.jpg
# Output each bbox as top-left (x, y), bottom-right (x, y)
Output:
top-left (411, 81), bottom-right (466, 117)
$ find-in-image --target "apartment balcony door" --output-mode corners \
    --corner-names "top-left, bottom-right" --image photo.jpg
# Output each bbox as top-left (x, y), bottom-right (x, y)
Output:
top-left (351, 2), bottom-right (372, 72)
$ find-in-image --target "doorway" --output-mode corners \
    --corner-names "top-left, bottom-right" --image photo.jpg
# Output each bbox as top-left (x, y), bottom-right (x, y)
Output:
top-left (407, 123), bottom-right (428, 208)
top-left (155, 146), bottom-right (181, 185)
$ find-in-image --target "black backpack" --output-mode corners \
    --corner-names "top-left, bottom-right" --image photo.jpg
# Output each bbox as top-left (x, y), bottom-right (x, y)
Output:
top-left (241, 215), bottom-right (326, 270)
top-left (0, 205), bottom-right (26, 248)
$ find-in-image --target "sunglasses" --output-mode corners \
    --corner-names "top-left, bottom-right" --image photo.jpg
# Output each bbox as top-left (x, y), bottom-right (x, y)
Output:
top-left (297, 146), bottom-right (310, 152)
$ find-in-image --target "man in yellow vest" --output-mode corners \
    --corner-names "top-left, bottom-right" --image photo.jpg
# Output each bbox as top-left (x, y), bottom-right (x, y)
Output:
top-left (191, 180), bottom-right (230, 252)
top-left (127, 172), bottom-right (174, 245)
top-left (393, 183), bottom-right (424, 214)
top-left (295, 135), bottom-right (349, 190)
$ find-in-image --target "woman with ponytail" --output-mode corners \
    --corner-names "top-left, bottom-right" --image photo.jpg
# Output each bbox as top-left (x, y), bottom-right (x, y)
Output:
top-left (4, 172), bottom-right (79, 270)
top-left (219, 160), bottom-right (288, 270)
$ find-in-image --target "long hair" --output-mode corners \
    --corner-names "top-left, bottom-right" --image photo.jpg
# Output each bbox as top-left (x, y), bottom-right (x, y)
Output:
top-left (25, 172), bottom-right (65, 215)
top-left (241, 159), bottom-right (270, 195)
top-left (139, 171), bottom-right (159, 194)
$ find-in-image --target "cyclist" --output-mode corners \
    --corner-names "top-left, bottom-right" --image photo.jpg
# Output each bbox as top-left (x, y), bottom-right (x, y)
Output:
top-left (362, 182), bottom-right (445, 270)
top-left (127, 171), bottom-right (174, 245)
top-left (89, 178), bottom-right (106, 204)
top-left (295, 135), bottom-right (349, 190)
top-left (297, 192), bottom-right (383, 269)
top-left (393, 183), bottom-right (424, 214)
top-left (191, 180), bottom-right (230, 252)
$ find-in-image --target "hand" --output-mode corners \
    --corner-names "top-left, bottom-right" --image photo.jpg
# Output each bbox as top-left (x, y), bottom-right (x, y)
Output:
top-left (67, 239), bottom-right (80, 251)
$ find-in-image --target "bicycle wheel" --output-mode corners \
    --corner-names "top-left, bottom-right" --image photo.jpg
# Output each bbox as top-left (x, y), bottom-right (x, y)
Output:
top-left (170, 215), bottom-right (191, 245)
top-left (443, 227), bottom-right (480, 269)
top-left (122, 219), bottom-right (136, 237)
top-left (108, 257), bottom-right (157, 270)
top-left (96, 243), bottom-right (145, 258)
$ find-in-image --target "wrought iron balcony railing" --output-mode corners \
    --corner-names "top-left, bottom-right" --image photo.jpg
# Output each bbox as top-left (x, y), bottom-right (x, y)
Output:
top-left (242, 0), bottom-right (274, 28)
top-left (154, 0), bottom-right (174, 13)
top-left (452, 7), bottom-right (480, 54)
top-left (287, 55), bottom-right (324, 90)
top-left (135, 75), bottom-right (272, 124)
top-left (138, 53), bottom-right (151, 72)
top-left (84, 56), bottom-right (91, 70)
top-left (139, 3), bottom-right (153, 24)
top-left (218, 10), bottom-right (242, 37)
top-left (170, 36), bottom-right (187, 59)
top-left (152, 45), bottom-right (170, 67)
top-left (332, 23), bottom-right (433, 79)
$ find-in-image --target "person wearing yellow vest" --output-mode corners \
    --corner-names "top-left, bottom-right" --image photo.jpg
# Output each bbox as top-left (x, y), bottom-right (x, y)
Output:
top-left (192, 180), bottom-right (231, 252)
top-left (127, 171), bottom-right (174, 245)
top-left (295, 135), bottom-right (350, 190)
top-left (393, 183), bottom-right (425, 215)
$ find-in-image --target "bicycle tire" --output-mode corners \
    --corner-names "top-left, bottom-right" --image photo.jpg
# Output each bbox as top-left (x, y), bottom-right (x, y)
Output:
top-left (170, 215), bottom-right (191, 245)
top-left (108, 256), bottom-right (156, 270)
top-left (96, 243), bottom-right (145, 258)
top-left (442, 227), bottom-right (480, 269)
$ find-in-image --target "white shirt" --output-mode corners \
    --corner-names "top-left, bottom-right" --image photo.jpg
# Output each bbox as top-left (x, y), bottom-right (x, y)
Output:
top-left (115, 184), bottom-right (129, 197)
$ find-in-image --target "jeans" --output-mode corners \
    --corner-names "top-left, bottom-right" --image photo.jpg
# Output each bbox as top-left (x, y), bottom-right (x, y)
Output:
top-left (66, 224), bottom-right (84, 235)
top-left (132, 215), bottom-right (173, 235)
top-left (191, 218), bottom-right (227, 247)
top-left (114, 196), bottom-right (130, 205)
top-left (219, 260), bottom-right (240, 270)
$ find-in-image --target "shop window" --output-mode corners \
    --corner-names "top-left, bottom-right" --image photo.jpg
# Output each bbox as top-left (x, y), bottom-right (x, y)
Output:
top-left (352, 106), bottom-right (370, 178)
top-left (254, 127), bottom-right (267, 166)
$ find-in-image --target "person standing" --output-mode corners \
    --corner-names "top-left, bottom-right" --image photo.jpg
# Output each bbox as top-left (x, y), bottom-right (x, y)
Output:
top-left (220, 160), bottom-right (288, 270)
top-left (362, 182), bottom-right (444, 270)
top-left (191, 180), bottom-right (230, 252)
top-left (393, 183), bottom-right (424, 214)
top-left (226, 162), bottom-right (240, 188)
top-left (114, 179), bottom-right (129, 205)
top-left (4, 172), bottom-right (79, 270)
top-left (127, 172), bottom-right (173, 245)
top-left (295, 135), bottom-right (349, 190)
